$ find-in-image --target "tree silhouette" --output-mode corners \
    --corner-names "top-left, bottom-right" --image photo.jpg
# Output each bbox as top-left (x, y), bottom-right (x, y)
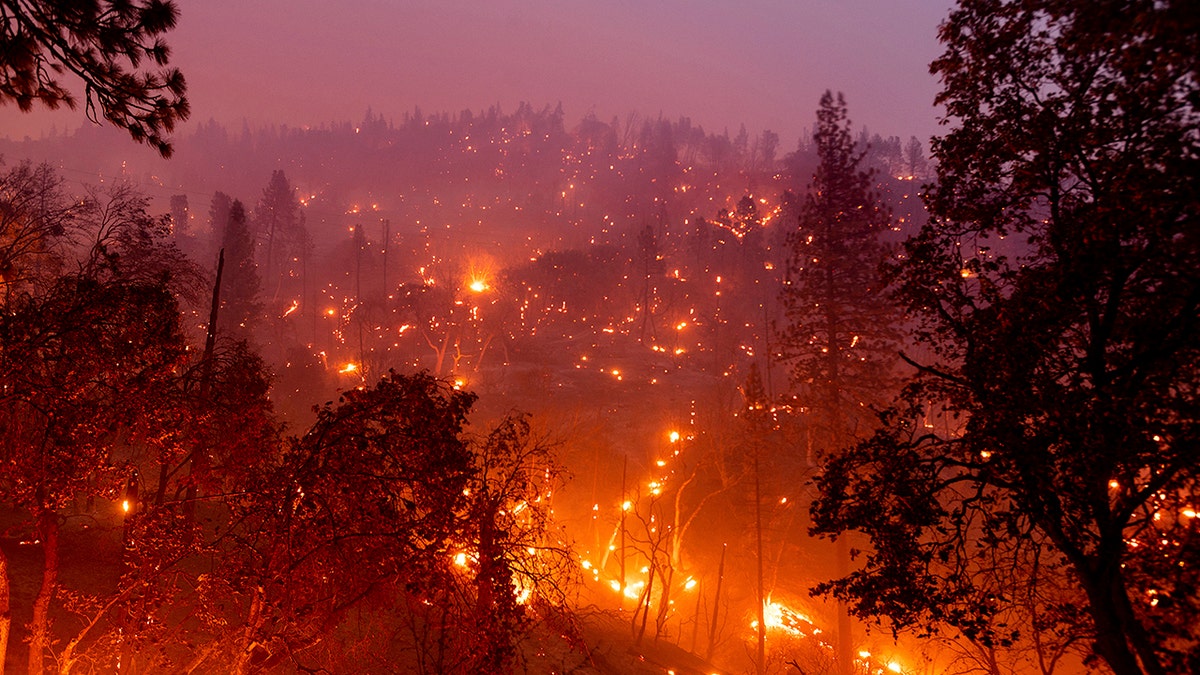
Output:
top-left (253, 169), bottom-right (305, 301)
top-left (779, 91), bottom-right (899, 450)
top-left (777, 91), bottom-right (901, 675)
top-left (217, 199), bottom-right (260, 339)
top-left (0, 0), bottom-right (189, 155)
top-left (811, 3), bottom-right (1200, 674)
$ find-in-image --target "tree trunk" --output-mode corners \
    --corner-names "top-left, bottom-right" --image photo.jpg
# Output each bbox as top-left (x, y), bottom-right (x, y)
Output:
top-left (705, 543), bottom-right (726, 661)
top-left (653, 559), bottom-right (674, 640)
top-left (28, 510), bottom-right (59, 675)
top-left (1082, 568), bottom-right (1164, 675)
top-left (836, 535), bottom-right (852, 675)
top-left (232, 586), bottom-right (266, 675)
top-left (184, 249), bottom-right (224, 515)
top-left (754, 453), bottom-right (766, 675)
top-left (0, 546), bottom-right (10, 673)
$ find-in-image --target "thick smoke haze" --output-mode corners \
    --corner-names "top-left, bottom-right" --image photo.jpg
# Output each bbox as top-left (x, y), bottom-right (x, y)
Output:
top-left (0, 0), bottom-right (951, 145)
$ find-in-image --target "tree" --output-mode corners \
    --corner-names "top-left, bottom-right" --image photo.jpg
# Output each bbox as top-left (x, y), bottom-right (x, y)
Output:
top-left (0, 247), bottom-right (186, 672)
top-left (0, 0), bottom-right (189, 156)
top-left (0, 161), bottom-right (77, 301)
top-left (811, 3), bottom-right (1200, 674)
top-left (207, 190), bottom-right (232, 258)
top-left (903, 136), bottom-right (928, 181)
top-left (218, 199), bottom-right (260, 339)
top-left (778, 91), bottom-right (899, 452)
top-left (194, 371), bottom-right (476, 673)
top-left (457, 413), bottom-right (576, 672)
top-left (253, 169), bottom-right (305, 300)
top-left (778, 91), bottom-right (900, 675)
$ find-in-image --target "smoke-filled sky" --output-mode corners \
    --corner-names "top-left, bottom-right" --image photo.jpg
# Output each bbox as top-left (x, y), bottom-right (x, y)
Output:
top-left (1, 0), bottom-right (954, 148)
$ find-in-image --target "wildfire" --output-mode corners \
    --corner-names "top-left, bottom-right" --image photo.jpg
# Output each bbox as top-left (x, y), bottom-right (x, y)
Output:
top-left (753, 599), bottom-right (817, 637)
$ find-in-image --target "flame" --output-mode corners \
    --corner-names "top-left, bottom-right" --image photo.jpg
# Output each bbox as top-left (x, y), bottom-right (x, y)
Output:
top-left (755, 599), bottom-right (815, 637)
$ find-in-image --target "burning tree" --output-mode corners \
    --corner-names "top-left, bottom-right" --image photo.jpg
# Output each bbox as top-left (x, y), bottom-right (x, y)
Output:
top-left (811, 2), bottom-right (1200, 674)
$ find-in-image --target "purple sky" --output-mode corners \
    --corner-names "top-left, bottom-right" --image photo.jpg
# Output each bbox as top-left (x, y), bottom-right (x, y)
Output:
top-left (1, 0), bottom-right (954, 149)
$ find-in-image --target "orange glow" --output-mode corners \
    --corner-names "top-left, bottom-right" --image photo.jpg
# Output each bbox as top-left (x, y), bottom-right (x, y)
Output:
top-left (754, 599), bottom-right (815, 637)
top-left (464, 256), bottom-right (496, 294)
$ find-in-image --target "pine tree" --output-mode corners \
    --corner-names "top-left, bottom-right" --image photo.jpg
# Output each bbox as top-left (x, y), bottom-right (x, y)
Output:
top-left (0, 0), bottom-right (189, 155)
top-left (218, 200), bottom-right (259, 339)
top-left (253, 170), bottom-right (304, 300)
top-left (778, 91), bottom-right (899, 448)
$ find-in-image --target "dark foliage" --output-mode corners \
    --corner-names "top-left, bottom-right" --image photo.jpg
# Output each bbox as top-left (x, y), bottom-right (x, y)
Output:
top-left (811, 2), bottom-right (1200, 674)
top-left (0, 0), bottom-right (189, 155)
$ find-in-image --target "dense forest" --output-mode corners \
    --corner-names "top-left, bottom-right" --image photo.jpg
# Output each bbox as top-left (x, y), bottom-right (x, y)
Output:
top-left (0, 1), bottom-right (1196, 674)
top-left (0, 98), bottom-right (934, 674)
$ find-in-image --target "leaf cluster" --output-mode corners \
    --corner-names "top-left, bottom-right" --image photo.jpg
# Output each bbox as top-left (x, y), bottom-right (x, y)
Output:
top-left (812, 1), bottom-right (1200, 671)
top-left (0, 0), bottom-right (189, 156)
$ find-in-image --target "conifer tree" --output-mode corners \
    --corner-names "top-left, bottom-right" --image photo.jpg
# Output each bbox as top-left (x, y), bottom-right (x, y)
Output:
top-left (0, 0), bottom-right (189, 155)
top-left (218, 200), bottom-right (259, 339)
top-left (778, 91), bottom-right (899, 448)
